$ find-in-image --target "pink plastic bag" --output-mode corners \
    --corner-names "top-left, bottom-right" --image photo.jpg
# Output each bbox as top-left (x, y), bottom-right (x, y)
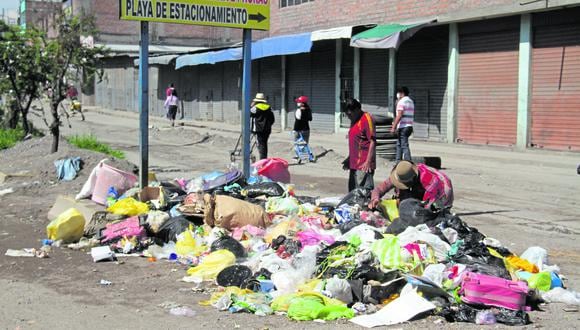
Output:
top-left (101, 216), bottom-right (145, 242)
top-left (232, 225), bottom-right (266, 240)
top-left (92, 163), bottom-right (138, 205)
top-left (253, 158), bottom-right (291, 183)
top-left (461, 272), bottom-right (529, 311)
top-left (296, 230), bottom-right (336, 247)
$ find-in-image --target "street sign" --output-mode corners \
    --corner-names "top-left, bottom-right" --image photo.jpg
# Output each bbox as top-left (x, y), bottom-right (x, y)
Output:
top-left (119, 0), bottom-right (270, 30)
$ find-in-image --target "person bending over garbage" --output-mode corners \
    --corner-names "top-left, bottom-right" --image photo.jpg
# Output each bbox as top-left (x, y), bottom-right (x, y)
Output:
top-left (368, 160), bottom-right (453, 210)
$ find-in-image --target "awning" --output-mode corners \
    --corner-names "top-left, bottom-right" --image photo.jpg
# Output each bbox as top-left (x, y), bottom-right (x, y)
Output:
top-left (133, 54), bottom-right (180, 66)
top-left (350, 19), bottom-right (435, 49)
top-left (311, 26), bottom-right (353, 41)
top-left (176, 32), bottom-right (312, 69)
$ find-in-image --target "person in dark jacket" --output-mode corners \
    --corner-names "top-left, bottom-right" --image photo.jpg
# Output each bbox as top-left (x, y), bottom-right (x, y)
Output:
top-left (293, 95), bottom-right (313, 143)
top-left (250, 93), bottom-right (275, 160)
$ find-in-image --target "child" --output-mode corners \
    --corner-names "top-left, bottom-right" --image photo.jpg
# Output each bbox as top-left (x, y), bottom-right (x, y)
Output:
top-left (164, 89), bottom-right (179, 127)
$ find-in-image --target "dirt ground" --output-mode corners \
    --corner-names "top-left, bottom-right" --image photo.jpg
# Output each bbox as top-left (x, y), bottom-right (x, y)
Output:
top-left (0, 107), bottom-right (579, 329)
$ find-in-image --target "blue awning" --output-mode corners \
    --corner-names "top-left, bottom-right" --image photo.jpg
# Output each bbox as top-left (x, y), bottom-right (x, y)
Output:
top-left (176, 32), bottom-right (312, 69)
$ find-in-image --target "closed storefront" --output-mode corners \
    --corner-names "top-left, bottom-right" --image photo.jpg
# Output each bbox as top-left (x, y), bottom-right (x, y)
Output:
top-left (257, 57), bottom-right (282, 129)
top-left (286, 40), bottom-right (335, 132)
top-left (457, 17), bottom-right (519, 146)
top-left (396, 25), bottom-right (449, 141)
top-left (198, 64), bottom-right (222, 121)
top-left (530, 9), bottom-right (580, 151)
top-left (360, 49), bottom-right (389, 117)
top-left (221, 62), bottom-right (241, 124)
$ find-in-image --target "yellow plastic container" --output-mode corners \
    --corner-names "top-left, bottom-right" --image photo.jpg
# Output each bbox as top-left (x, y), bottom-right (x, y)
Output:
top-left (46, 208), bottom-right (85, 243)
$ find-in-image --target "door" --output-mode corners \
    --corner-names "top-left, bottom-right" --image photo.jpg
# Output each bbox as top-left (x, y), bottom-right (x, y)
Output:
top-left (530, 9), bottom-right (580, 151)
top-left (457, 17), bottom-right (520, 146)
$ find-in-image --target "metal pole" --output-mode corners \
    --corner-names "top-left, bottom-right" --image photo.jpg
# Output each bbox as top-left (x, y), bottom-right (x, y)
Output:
top-left (138, 21), bottom-right (149, 189)
top-left (241, 29), bottom-right (252, 178)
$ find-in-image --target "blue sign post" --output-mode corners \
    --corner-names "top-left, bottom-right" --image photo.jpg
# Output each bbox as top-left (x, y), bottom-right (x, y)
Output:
top-left (241, 29), bottom-right (252, 178)
top-left (138, 21), bottom-right (149, 189)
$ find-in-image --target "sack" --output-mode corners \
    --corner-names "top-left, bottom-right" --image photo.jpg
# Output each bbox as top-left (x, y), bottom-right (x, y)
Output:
top-left (461, 272), bottom-right (529, 311)
top-left (204, 194), bottom-right (269, 230)
top-left (253, 158), bottom-right (291, 183)
top-left (46, 208), bottom-right (85, 243)
top-left (101, 216), bottom-right (145, 243)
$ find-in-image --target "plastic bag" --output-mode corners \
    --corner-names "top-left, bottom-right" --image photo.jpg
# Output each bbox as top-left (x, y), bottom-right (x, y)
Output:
top-left (371, 235), bottom-right (402, 270)
top-left (295, 230), bottom-right (336, 247)
top-left (155, 216), bottom-right (193, 243)
top-left (243, 182), bottom-right (285, 198)
top-left (253, 158), bottom-right (291, 183)
top-left (338, 188), bottom-right (370, 208)
top-left (271, 292), bottom-right (345, 313)
top-left (422, 264), bottom-right (446, 287)
top-left (264, 219), bottom-right (303, 243)
top-left (398, 226), bottom-right (450, 261)
top-left (541, 287), bottom-right (580, 305)
top-left (379, 199), bottom-right (399, 221)
top-left (186, 250), bottom-right (236, 281)
top-left (520, 246), bottom-right (548, 269)
top-left (46, 208), bottom-right (85, 243)
top-left (147, 210), bottom-right (170, 233)
top-left (527, 272), bottom-right (552, 292)
top-left (211, 235), bottom-right (247, 258)
top-left (265, 194), bottom-right (303, 216)
top-left (107, 197), bottom-right (149, 216)
top-left (325, 276), bottom-right (353, 304)
top-left (175, 229), bottom-right (198, 257)
top-left (287, 296), bottom-right (354, 321)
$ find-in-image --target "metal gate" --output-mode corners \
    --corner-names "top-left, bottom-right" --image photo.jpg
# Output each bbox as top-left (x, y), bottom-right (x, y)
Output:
top-left (457, 17), bottom-right (519, 146)
top-left (309, 45), bottom-right (336, 133)
top-left (360, 49), bottom-right (389, 118)
top-left (396, 25), bottom-right (449, 141)
top-left (530, 9), bottom-right (580, 151)
top-left (258, 57), bottom-right (282, 130)
top-left (198, 64), bottom-right (222, 121)
top-left (286, 52), bottom-right (311, 130)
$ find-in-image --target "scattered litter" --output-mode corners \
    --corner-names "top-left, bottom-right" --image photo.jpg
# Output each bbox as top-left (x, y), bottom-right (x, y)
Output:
top-left (169, 306), bottom-right (197, 318)
top-left (99, 279), bottom-right (112, 286)
top-left (5, 249), bottom-right (35, 257)
top-left (0, 188), bottom-right (14, 196)
top-left (91, 246), bottom-right (116, 262)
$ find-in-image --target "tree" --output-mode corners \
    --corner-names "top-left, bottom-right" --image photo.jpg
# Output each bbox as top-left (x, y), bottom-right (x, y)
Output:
top-left (0, 21), bottom-right (48, 134)
top-left (44, 13), bottom-right (107, 153)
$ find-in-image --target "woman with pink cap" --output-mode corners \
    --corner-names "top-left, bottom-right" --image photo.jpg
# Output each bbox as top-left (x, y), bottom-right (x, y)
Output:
top-left (293, 95), bottom-right (312, 143)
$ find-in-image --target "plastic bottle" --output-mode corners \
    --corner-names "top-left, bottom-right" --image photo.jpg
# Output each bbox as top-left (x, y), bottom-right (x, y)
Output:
top-left (475, 310), bottom-right (496, 325)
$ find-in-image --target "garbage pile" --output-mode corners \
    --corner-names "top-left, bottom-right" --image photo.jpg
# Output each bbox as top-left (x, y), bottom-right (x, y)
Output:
top-left (39, 158), bottom-right (580, 327)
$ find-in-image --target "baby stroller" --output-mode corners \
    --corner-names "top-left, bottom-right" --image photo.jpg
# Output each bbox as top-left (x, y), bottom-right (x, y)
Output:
top-left (293, 132), bottom-right (315, 164)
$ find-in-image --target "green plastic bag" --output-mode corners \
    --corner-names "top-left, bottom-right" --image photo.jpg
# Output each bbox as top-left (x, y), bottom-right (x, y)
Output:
top-left (528, 272), bottom-right (551, 292)
top-left (107, 197), bottom-right (149, 216)
top-left (287, 296), bottom-right (354, 321)
top-left (371, 235), bottom-right (402, 269)
top-left (265, 194), bottom-right (303, 215)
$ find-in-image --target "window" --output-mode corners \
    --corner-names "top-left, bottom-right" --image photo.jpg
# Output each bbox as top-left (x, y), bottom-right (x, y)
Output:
top-left (279, 0), bottom-right (314, 9)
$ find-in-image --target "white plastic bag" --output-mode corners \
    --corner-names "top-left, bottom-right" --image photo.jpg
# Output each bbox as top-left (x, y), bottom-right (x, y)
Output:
top-left (398, 226), bottom-right (450, 261)
top-left (541, 287), bottom-right (580, 305)
top-left (521, 246), bottom-right (548, 269)
top-left (325, 276), bottom-right (353, 304)
top-left (76, 159), bottom-right (107, 200)
top-left (422, 264), bottom-right (446, 287)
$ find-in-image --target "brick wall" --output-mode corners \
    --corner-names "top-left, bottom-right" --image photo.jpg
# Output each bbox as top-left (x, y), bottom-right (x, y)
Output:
top-left (269, 0), bottom-right (517, 35)
top-left (25, 0), bottom-right (62, 38)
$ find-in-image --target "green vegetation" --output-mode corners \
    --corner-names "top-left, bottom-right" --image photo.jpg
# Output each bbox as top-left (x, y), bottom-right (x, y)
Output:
top-left (0, 128), bottom-right (25, 150)
top-left (67, 134), bottom-right (125, 159)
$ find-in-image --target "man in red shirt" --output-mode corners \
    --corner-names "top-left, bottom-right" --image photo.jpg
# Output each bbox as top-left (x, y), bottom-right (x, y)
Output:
top-left (342, 99), bottom-right (376, 192)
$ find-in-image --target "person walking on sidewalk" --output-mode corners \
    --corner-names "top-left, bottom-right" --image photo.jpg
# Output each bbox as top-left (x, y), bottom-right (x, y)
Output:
top-left (391, 86), bottom-right (414, 162)
top-left (250, 92), bottom-right (275, 160)
top-left (293, 95), bottom-right (312, 143)
top-left (166, 83), bottom-right (175, 97)
top-left (342, 98), bottom-right (376, 192)
top-left (164, 89), bottom-right (179, 127)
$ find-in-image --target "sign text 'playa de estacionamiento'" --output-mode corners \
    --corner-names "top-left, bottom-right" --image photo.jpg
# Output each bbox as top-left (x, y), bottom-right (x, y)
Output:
top-left (119, 0), bottom-right (270, 30)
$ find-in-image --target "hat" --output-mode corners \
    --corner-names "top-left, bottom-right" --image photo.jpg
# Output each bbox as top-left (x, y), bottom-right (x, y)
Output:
top-left (253, 93), bottom-right (268, 103)
top-left (389, 161), bottom-right (418, 190)
top-left (295, 95), bottom-right (308, 103)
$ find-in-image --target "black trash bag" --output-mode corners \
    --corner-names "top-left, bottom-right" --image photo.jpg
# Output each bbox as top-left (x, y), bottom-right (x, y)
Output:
top-left (352, 265), bottom-right (401, 283)
top-left (254, 268), bottom-right (272, 280)
top-left (211, 235), bottom-right (247, 258)
top-left (160, 181), bottom-right (187, 196)
top-left (213, 186), bottom-right (245, 200)
top-left (154, 215), bottom-right (194, 244)
top-left (271, 235), bottom-right (287, 250)
top-left (439, 213), bottom-right (486, 243)
top-left (338, 188), bottom-right (370, 207)
top-left (338, 220), bottom-right (365, 234)
top-left (216, 265), bottom-right (254, 287)
top-left (451, 233), bottom-right (511, 279)
top-left (399, 198), bottom-right (436, 225)
top-left (439, 304), bottom-right (530, 326)
top-left (244, 182), bottom-right (285, 198)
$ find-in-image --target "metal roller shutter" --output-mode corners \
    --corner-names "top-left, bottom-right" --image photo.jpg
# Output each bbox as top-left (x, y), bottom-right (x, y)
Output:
top-left (198, 64), bottom-right (222, 121)
top-left (396, 25), bottom-right (449, 141)
top-left (457, 17), bottom-right (519, 146)
top-left (222, 62), bottom-right (241, 124)
top-left (258, 57), bottom-right (282, 131)
top-left (360, 49), bottom-right (389, 117)
top-left (310, 46), bottom-right (336, 132)
top-left (286, 52), bottom-right (311, 130)
top-left (178, 66), bottom-right (200, 120)
top-left (530, 9), bottom-right (580, 151)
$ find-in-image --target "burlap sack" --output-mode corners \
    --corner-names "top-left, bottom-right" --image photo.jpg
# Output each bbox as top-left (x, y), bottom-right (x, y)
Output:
top-left (204, 194), bottom-right (269, 230)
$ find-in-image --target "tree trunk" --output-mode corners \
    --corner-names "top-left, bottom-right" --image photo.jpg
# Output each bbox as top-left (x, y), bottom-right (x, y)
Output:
top-left (50, 102), bottom-right (60, 153)
top-left (6, 101), bottom-right (20, 129)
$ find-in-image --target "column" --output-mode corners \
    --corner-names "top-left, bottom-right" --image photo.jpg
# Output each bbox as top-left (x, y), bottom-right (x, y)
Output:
top-left (517, 14), bottom-right (532, 149)
top-left (446, 23), bottom-right (459, 144)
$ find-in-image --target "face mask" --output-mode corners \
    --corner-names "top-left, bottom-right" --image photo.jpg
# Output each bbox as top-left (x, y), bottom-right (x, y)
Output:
top-left (396, 93), bottom-right (402, 99)
top-left (297, 103), bottom-right (301, 107)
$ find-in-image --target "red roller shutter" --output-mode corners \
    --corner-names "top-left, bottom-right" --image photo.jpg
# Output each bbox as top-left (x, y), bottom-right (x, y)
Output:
top-left (530, 9), bottom-right (580, 151)
top-left (457, 17), bottom-right (519, 146)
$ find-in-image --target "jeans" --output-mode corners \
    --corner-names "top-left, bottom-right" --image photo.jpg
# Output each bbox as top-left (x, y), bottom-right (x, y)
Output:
top-left (348, 170), bottom-right (375, 192)
top-left (293, 130), bottom-right (310, 144)
top-left (395, 126), bottom-right (413, 162)
top-left (256, 132), bottom-right (270, 160)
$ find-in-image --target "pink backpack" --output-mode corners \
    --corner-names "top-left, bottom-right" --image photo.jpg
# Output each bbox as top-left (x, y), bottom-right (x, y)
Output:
top-left (460, 272), bottom-right (529, 311)
top-left (101, 216), bottom-right (145, 243)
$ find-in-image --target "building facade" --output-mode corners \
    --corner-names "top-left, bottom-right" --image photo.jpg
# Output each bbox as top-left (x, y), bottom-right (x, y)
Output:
top-left (94, 0), bottom-right (580, 151)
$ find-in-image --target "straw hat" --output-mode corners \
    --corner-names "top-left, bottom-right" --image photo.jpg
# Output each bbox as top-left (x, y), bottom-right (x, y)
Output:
top-left (389, 161), bottom-right (418, 190)
top-left (253, 92), bottom-right (268, 103)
